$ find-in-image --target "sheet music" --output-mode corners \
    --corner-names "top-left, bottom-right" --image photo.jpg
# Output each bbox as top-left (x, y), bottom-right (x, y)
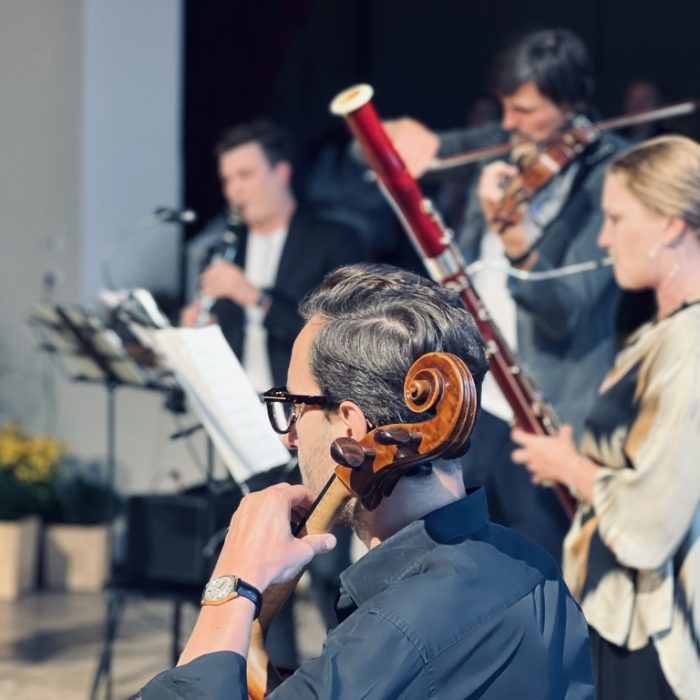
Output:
top-left (153, 325), bottom-right (289, 481)
top-left (29, 304), bottom-right (173, 387)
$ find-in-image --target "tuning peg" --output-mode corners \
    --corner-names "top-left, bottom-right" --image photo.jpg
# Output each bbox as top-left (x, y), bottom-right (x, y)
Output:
top-left (330, 437), bottom-right (375, 469)
top-left (373, 427), bottom-right (423, 447)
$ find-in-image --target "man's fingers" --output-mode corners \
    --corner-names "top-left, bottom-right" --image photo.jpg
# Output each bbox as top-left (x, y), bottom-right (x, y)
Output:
top-left (270, 482), bottom-right (318, 510)
top-left (302, 533), bottom-right (337, 556)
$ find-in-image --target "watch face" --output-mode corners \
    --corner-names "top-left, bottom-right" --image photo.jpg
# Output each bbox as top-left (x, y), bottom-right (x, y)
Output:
top-left (204, 575), bottom-right (237, 601)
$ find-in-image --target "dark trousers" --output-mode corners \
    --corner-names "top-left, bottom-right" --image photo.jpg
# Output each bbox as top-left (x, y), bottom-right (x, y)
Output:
top-left (460, 410), bottom-right (569, 564)
top-left (589, 627), bottom-right (677, 699)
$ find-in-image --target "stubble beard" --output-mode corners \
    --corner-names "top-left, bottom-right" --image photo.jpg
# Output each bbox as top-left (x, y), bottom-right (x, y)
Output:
top-left (300, 458), bottom-right (369, 541)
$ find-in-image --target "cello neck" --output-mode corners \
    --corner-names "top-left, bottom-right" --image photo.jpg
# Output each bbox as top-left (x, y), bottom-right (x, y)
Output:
top-left (247, 475), bottom-right (352, 699)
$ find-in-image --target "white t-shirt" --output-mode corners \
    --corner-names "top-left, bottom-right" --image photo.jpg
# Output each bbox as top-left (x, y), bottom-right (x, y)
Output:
top-left (473, 161), bottom-right (581, 422)
top-left (241, 226), bottom-right (288, 393)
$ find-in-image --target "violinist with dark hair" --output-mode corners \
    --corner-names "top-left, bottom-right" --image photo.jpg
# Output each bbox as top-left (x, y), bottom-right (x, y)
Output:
top-left (384, 28), bottom-right (626, 563)
top-left (140, 264), bottom-right (593, 699)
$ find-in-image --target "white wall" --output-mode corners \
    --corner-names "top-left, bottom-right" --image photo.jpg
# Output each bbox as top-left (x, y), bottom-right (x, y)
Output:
top-left (81, 0), bottom-right (183, 303)
top-left (0, 0), bottom-right (221, 494)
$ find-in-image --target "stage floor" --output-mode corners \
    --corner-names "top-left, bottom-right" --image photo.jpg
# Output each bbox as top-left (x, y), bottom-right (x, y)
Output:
top-left (0, 588), bottom-right (325, 699)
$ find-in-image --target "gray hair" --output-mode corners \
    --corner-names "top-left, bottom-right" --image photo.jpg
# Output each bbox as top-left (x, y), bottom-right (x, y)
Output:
top-left (299, 263), bottom-right (488, 428)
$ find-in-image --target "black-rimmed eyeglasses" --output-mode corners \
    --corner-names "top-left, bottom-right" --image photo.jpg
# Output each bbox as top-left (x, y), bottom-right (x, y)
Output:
top-left (262, 387), bottom-right (337, 434)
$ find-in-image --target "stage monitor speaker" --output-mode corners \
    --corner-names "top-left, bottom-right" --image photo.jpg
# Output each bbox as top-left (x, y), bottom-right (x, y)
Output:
top-left (126, 492), bottom-right (234, 587)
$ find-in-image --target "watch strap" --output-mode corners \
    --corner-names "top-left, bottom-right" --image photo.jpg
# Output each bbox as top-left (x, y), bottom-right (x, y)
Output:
top-left (255, 289), bottom-right (272, 311)
top-left (202, 575), bottom-right (263, 618)
top-left (234, 577), bottom-right (263, 619)
top-left (505, 247), bottom-right (535, 266)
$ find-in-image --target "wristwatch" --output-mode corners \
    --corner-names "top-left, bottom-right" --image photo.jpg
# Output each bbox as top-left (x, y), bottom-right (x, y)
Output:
top-left (201, 574), bottom-right (263, 617)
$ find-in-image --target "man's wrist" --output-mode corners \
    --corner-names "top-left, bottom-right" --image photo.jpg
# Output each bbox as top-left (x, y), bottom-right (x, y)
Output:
top-left (505, 248), bottom-right (537, 268)
top-left (253, 289), bottom-right (272, 312)
top-left (201, 574), bottom-right (263, 618)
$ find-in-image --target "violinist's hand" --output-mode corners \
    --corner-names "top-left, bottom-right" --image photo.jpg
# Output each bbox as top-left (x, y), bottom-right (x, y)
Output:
top-left (200, 260), bottom-right (260, 308)
top-left (383, 117), bottom-right (440, 178)
top-left (478, 161), bottom-right (533, 264)
top-left (212, 484), bottom-right (337, 592)
top-left (477, 160), bottom-right (518, 221)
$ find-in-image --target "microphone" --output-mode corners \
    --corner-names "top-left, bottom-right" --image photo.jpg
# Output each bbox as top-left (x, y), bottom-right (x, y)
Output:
top-left (154, 206), bottom-right (198, 224)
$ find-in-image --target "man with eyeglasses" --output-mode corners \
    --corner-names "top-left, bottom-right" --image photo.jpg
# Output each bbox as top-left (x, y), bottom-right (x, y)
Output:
top-left (142, 263), bottom-right (593, 699)
top-left (181, 119), bottom-right (366, 670)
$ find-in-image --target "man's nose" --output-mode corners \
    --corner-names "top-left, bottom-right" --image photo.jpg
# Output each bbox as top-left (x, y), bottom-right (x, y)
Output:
top-left (501, 107), bottom-right (517, 133)
top-left (283, 423), bottom-right (298, 450)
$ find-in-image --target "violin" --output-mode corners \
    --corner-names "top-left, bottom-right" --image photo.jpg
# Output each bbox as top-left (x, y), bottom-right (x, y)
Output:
top-left (246, 351), bottom-right (478, 699)
top-left (489, 115), bottom-right (598, 232)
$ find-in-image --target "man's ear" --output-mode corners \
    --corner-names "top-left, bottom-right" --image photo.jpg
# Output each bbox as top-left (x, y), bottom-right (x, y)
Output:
top-left (274, 160), bottom-right (292, 188)
top-left (337, 400), bottom-right (369, 440)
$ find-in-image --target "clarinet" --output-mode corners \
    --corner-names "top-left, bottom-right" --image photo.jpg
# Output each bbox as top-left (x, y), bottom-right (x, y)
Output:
top-left (330, 84), bottom-right (576, 518)
top-left (196, 207), bottom-right (243, 327)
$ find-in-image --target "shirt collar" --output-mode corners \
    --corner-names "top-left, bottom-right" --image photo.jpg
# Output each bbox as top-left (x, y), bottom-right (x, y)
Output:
top-left (337, 488), bottom-right (490, 615)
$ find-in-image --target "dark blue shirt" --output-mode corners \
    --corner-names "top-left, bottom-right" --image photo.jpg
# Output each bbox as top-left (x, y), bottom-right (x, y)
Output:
top-left (142, 489), bottom-right (593, 699)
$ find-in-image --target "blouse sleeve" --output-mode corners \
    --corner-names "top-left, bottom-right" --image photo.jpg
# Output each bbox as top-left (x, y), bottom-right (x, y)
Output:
top-left (592, 329), bottom-right (700, 570)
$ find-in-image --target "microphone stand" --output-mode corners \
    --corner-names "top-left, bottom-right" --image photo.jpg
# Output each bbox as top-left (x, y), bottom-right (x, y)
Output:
top-left (100, 208), bottom-right (197, 290)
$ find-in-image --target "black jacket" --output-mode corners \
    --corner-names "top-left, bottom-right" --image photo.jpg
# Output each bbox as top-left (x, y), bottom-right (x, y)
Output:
top-left (212, 209), bottom-right (366, 387)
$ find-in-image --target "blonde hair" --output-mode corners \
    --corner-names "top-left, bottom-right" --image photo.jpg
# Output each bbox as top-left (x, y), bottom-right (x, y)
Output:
top-left (609, 135), bottom-right (700, 238)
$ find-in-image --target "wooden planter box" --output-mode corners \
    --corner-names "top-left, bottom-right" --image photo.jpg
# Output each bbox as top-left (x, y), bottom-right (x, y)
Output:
top-left (42, 523), bottom-right (112, 592)
top-left (0, 516), bottom-right (41, 600)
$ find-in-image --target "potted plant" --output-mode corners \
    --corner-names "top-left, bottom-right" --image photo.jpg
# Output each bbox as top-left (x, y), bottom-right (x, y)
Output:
top-left (0, 424), bottom-right (63, 600)
top-left (42, 461), bottom-right (120, 592)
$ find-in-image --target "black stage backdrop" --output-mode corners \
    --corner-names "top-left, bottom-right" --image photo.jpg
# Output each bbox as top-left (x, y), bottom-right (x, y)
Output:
top-left (183, 0), bottom-right (700, 251)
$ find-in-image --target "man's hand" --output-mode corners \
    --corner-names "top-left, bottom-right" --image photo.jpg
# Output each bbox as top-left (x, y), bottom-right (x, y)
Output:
top-left (177, 483), bottom-right (335, 667)
top-left (383, 117), bottom-right (440, 178)
top-left (477, 160), bottom-right (518, 223)
top-left (477, 161), bottom-right (533, 263)
top-left (179, 300), bottom-right (204, 327)
top-left (200, 260), bottom-right (261, 308)
top-left (213, 483), bottom-right (337, 592)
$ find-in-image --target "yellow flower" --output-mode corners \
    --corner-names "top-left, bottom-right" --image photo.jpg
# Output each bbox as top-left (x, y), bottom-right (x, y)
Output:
top-left (0, 437), bottom-right (24, 467)
top-left (0, 424), bottom-right (64, 484)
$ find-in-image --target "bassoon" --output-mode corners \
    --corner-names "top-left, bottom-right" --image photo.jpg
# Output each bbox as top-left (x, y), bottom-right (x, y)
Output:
top-left (330, 84), bottom-right (576, 518)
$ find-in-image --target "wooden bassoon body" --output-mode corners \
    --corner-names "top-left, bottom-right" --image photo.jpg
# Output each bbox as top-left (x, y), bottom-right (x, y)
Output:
top-left (330, 84), bottom-right (576, 518)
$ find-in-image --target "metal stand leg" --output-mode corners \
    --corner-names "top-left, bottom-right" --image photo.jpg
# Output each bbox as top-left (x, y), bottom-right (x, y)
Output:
top-left (90, 590), bottom-right (124, 700)
top-left (106, 381), bottom-right (117, 513)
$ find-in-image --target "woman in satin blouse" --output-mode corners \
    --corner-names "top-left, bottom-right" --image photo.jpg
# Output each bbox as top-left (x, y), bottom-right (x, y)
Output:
top-left (511, 135), bottom-right (700, 700)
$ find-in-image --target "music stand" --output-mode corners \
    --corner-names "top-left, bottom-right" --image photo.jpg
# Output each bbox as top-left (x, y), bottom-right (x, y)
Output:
top-left (28, 304), bottom-right (179, 506)
top-left (29, 304), bottom-right (190, 700)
